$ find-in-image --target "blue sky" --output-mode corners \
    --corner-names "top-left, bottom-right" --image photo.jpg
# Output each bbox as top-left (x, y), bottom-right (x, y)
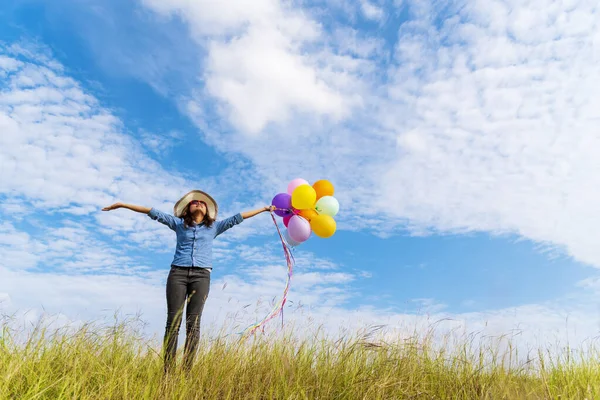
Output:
top-left (1, 0), bottom-right (600, 349)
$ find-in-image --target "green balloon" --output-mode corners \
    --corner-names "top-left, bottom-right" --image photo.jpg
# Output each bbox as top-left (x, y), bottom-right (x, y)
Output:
top-left (315, 196), bottom-right (339, 217)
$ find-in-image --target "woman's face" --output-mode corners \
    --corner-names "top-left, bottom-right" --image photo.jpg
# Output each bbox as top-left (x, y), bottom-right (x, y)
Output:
top-left (189, 200), bottom-right (207, 217)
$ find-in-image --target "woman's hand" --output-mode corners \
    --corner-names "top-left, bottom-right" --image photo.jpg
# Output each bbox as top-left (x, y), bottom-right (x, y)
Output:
top-left (102, 203), bottom-right (151, 214)
top-left (102, 202), bottom-right (123, 211)
top-left (264, 205), bottom-right (276, 212)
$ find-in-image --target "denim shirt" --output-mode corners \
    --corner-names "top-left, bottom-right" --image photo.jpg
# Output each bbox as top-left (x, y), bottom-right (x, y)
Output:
top-left (148, 208), bottom-right (243, 269)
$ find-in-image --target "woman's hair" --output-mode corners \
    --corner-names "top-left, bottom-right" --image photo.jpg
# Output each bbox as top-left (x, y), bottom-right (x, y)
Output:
top-left (182, 200), bottom-right (215, 228)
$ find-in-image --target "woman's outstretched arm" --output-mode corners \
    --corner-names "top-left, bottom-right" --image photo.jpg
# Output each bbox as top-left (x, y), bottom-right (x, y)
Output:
top-left (103, 202), bottom-right (178, 230)
top-left (241, 205), bottom-right (275, 220)
top-left (214, 206), bottom-right (275, 238)
top-left (102, 202), bottom-right (151, 214)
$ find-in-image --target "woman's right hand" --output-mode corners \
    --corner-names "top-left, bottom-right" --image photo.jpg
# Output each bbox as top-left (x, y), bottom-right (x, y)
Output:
top-left (102, 202), bottom-right (122, 211)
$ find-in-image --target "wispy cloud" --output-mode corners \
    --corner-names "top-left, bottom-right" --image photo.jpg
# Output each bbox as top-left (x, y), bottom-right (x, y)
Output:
top-left (136, 0), bottom-right (600, 270)
top-left (139, 129), bottom-right (183, 155)
top-left (0, 42), bottom-right (277, 247)
top-left (361, 0), bottom-right (384, 21)
top-left (377, 0), bottom-right (600, 267)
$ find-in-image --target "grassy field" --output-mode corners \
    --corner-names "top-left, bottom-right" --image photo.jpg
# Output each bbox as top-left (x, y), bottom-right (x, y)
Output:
top-left (1, 316), bottom-right (598, 400)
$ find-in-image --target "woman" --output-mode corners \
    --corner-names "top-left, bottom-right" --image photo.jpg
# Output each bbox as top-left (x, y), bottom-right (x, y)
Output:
top-left (102, 190), bottom-right (274, 373)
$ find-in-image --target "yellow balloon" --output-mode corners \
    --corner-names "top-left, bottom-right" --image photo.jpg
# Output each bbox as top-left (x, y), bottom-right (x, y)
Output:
top-left (310, 214), bottom-right (336, 238)
top-left (298, 208), bottom-right (318, 221)
top-left (292, 185), bottom-right (317, 210)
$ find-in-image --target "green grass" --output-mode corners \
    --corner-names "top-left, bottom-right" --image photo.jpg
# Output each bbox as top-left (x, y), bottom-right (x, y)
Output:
top-left (1, 315), bottom-right (598, 399)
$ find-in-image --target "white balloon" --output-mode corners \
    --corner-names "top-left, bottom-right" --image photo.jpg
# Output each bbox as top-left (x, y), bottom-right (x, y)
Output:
top-left (315, 196), bottom-right (339, 217)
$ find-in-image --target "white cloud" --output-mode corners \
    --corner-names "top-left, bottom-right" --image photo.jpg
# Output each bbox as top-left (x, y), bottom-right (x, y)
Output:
top-left (0, 223), bottom-right (41, 270)
top-left (361, 0), bottom-right (384, 21)
top-left (7, 191), bottom-right (589, 359)
top-left (204, 26), bottom-right (347, 134)
top-left (141, 0), bottom-right (356, 134)
top-left (0, 55), bottom-right (22, 73)
top-left (0, 43), bottom-right (277, 248)
top-left (139, 129), bottom-right (183, 154)
top-left (2, 253), bottom-right (599, 358)
top-left (0, 216), bottom-right (368, 344)
top-left (409, 298), bottom-right (448, 313)
top-left (378, 0), bottom-right (600, 267)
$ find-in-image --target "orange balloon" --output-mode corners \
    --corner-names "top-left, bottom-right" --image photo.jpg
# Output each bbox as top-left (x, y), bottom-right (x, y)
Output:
top-left (298, 208), bottom-right (318, 221)
top-left (312, 180), bottom-right (334, 200)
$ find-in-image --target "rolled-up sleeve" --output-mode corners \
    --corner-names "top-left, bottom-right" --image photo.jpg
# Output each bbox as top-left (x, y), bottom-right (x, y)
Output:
top-left (148, 208), bottom-right (178, 231)
top-left (214, 213), bottom-right (243, 237)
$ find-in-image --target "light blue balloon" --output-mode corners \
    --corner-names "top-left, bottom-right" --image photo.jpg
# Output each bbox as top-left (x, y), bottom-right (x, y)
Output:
top-left (284, 229), bottom-right (302, 248)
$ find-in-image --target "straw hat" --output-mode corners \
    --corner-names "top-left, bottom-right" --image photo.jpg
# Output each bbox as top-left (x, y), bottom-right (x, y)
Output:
top-left (173, 190), bottom-right (218, 219)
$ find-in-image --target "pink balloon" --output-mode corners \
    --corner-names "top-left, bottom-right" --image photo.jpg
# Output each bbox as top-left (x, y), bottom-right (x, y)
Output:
top-left (287, 178), bottom-right (309, 195)
top-left (283, 215), bottom-right (292, 227)
top-left (287, 215), bottom-right (311, 242)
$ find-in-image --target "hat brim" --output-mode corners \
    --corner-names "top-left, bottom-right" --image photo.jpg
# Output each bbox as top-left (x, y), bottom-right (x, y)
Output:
top-left (173, 190), bottom-right (218, 219)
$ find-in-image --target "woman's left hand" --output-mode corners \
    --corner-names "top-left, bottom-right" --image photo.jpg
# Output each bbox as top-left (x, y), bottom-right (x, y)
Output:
top-left (264, 205), bottom-right (276, 212)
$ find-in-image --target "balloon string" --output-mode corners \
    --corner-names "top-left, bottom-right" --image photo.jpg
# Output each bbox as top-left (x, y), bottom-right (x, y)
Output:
top-left (272, 207), bottom-right (318, 215)
top-left (239, 211), bottom-right (294, 337)
top-left (272, 207), bottom-right (299, 215)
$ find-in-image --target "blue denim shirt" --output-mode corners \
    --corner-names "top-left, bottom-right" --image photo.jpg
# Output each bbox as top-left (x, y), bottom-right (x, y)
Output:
top-left (148, 208), bottom-right (244, 269)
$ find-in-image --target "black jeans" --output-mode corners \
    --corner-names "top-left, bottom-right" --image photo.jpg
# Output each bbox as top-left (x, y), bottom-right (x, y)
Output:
top-left (163, 266), bottom-right (210, 372)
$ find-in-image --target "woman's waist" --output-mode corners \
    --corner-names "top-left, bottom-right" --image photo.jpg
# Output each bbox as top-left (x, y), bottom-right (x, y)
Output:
top-left (170, 265), bottom-right (212, 270)
top-left (171, 251), bottom-right (212, 264)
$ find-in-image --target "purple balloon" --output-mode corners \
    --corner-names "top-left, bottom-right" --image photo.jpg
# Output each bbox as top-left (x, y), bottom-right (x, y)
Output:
top-left (288, 215), bottom-right (311, 242)
top-left (271, 193), bottom-right (293, 217)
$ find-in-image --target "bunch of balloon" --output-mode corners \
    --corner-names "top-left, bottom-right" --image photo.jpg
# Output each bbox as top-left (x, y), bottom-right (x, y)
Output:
top-left (271, 178), bottom-right (340, 247)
